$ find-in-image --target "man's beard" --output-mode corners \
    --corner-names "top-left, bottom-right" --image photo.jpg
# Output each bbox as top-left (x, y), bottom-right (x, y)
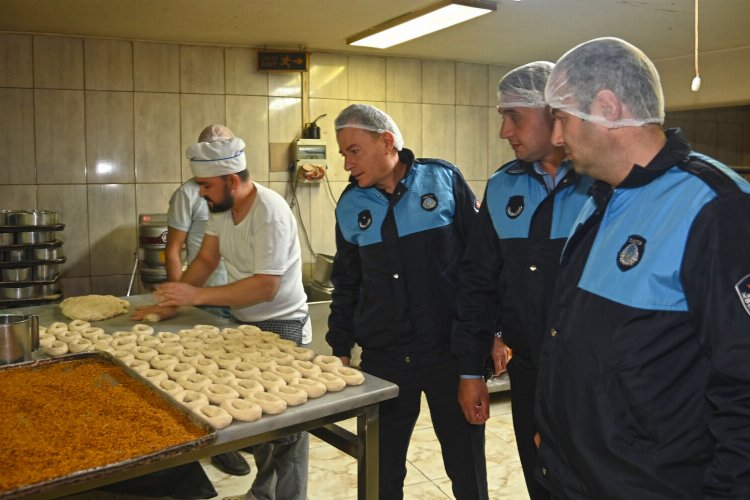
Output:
top-left (206, 183), bottom-right (234, 213)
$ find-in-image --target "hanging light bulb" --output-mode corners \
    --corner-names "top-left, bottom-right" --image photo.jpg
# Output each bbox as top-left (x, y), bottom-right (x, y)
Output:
top-left (691, 0), bottom-right (701, 92)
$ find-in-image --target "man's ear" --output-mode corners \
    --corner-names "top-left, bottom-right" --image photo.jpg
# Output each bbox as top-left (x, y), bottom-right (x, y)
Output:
top-left (592, 89), bottom-right (623, 123)
top-left (382, 131), bottom-right (395, 153)
top-left (227, 173), bottom-right (240, 190)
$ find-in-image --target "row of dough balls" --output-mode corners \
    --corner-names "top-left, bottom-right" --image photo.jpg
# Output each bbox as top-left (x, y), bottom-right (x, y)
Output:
top-left (40, 321), bottom-right (364, 429)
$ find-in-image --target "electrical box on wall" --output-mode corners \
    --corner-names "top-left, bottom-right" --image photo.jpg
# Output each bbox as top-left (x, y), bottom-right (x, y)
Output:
top-left (294, 138), bottom-right (327, 183)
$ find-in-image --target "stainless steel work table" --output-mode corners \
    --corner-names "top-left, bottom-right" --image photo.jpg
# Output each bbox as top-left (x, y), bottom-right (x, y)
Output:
top-left (8, 295), bottom-right (398, 500)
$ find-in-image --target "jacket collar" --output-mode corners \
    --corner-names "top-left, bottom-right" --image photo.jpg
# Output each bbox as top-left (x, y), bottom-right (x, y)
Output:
top-left (617, 128), bottom-right (692, 189)
top-left (347, 147), bottom-right (415, 186)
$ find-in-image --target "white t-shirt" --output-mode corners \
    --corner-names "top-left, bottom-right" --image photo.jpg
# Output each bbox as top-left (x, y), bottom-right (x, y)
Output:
top-left (167, 179), bottom-right (228, 287)
top-left (205, 183), bottom-right (310, 343)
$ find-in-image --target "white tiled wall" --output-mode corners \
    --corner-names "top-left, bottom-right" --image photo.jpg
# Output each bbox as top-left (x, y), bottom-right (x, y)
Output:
top-left (0, 33), bottom-right (517, 297)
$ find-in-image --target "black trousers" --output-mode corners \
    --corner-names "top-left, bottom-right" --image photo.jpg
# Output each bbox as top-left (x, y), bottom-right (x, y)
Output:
top-left (361, 355), bottom-right (488, 500)
top-left (507, 356), bottom-right (552, 500)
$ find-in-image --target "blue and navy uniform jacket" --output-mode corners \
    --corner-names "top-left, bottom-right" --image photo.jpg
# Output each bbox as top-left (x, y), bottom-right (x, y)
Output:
top-left (326, 148), bottom-right (478, 366)
top-left (535, 129), bottom-right (750, 500)
top-left (452, 158), bottom-right (593, 375)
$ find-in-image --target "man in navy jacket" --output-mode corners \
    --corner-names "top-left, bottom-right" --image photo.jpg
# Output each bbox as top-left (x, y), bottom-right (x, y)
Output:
top-left (452, 61), bottom-right (591, 500)
top-left (326, 104), bottom-right (488, 500)
top-left (536, 37), bottom-right (750, 499)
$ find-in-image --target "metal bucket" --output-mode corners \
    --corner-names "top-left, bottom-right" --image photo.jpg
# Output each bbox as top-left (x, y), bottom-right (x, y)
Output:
top-left (0, 314), bottom-right (39, 365)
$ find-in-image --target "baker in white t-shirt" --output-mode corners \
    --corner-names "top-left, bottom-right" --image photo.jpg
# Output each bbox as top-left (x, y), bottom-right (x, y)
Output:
top-left (135, 135), bottom-right (310, 343)
top-left (133, 129), bottom-right (310, 499)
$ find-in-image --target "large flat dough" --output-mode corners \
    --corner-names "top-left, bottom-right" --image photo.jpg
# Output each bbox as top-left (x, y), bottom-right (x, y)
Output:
top-left (60, 295), bottom-right (130, 321)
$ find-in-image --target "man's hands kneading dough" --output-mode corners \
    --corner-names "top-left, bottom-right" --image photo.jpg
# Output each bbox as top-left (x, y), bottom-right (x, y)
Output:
top-left (131, 304), bottom-right (178, 322)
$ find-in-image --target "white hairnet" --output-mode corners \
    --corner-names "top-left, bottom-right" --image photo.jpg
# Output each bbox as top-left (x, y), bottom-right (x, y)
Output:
top-left (498, 61), bottom-right (554, 109)
top-left (187, 137), bottom-right (246, 178)
top-left (334, 104), bottom-right (404, 151)
top-left (545, 37), bottom-right (665, 128)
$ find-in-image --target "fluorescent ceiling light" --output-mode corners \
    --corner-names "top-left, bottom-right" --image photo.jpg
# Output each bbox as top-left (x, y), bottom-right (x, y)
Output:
top-left (347, 0), bottom-right (497, 49)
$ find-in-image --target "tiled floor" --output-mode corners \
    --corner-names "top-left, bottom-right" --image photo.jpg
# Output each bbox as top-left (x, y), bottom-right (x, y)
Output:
top-left (203, 391), bottom-right (530, 500)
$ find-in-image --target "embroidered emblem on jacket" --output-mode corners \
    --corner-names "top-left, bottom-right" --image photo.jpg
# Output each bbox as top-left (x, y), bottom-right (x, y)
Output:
top-left (358, 210), bottom-right (372, 230)
top-left (421, 193), bottom-right (438, 211)
top-left (506, 195), bottom-right (524, 218)
top-left (617, 235), bottom-right (646, 271)
top-left (735, 274), bottom-right (750, 318)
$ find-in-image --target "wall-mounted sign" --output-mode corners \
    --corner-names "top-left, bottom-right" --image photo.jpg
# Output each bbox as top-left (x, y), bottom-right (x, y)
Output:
top-left (258, 51), bottom-right (309, 72)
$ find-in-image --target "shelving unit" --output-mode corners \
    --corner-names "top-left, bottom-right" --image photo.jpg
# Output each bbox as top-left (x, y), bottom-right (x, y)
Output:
top-left (0, 222), bottom-right (66, 308)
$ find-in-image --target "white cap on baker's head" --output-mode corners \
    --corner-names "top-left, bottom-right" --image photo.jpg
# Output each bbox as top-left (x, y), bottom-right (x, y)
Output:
top-left (187, 137), bottom-right (247, 178)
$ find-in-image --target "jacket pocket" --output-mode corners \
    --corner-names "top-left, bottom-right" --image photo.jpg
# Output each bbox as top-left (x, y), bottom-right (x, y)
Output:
top-left (610, 372), bottom-right (658, 448)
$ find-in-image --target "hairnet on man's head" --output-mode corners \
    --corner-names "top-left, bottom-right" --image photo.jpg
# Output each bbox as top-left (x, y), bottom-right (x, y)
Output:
top-left (545, 37), bottom-right (665, 128)
top-left (198, 124), bottom-right (234, 142)
top-left (334, 104), bottom-right (404, 151)
top-left (498, 61), bottom-right (555, 109)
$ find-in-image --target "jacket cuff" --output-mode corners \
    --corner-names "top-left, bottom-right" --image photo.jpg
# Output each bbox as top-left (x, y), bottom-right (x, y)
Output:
top-left (457, 354), bottom-right (486, 376)
top-left (331, 345), bottom-right (353, 358)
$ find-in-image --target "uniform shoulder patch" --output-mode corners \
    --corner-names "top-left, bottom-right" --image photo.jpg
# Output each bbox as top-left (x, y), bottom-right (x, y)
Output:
top-left (735, 274), bottom-right (750, 318)
top-left (617, 235), bottom-right (646, 271)
top-left (421, 193), bottom-right (438, 211)
top-left (506, 195), bottom-right (524, 218)
top-left (358, 210), bottom-right (372, 230)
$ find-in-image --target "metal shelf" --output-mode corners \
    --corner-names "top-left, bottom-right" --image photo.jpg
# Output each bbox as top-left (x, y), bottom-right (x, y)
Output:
top-left (0, 239), bottom-right (64, 251)
top-left (0, 257), bottom-right (66, 269)
top-left (0, 224), bottom-right (65, 232)
top-left (0, 273), bottom-right (62, 286)
top-left (0, 219), bottom-right (66, 308)
top-left (0, 293), bottom-right (63, 309)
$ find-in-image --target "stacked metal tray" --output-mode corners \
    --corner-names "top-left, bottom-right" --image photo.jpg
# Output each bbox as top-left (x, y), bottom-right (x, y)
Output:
top-left (0, 210), bottom-right (66, 307)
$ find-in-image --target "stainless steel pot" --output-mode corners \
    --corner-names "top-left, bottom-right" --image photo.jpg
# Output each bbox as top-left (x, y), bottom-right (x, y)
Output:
top-left (34, 263), bottom-right (59, 280)
top-left (2, 267), bottom-right (32, 282)
top-left (32, 246), bottom-right (64, 260)
top-left (17, 231), bottom-right (55, 244)
top-left (38, 283), bottom-right (60, 297)
top-left (11, 210), bottom-right (58, 226)
top-left (6, 249), bottom-right (27, 262)
top-left (7, 210), bottom-right (32, 225)
top-left (0, 314), bottom-right (39, 365)
top-left (1, 285), bottom-right (36, 299)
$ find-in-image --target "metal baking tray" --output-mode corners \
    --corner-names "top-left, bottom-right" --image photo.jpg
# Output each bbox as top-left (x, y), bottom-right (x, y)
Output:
top-left (0, 352), bottom-right (216, 498)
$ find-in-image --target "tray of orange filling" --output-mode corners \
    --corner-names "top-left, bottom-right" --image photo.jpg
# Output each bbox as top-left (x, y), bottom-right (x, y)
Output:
top-left (0, 352), bottom-right (216, 498)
